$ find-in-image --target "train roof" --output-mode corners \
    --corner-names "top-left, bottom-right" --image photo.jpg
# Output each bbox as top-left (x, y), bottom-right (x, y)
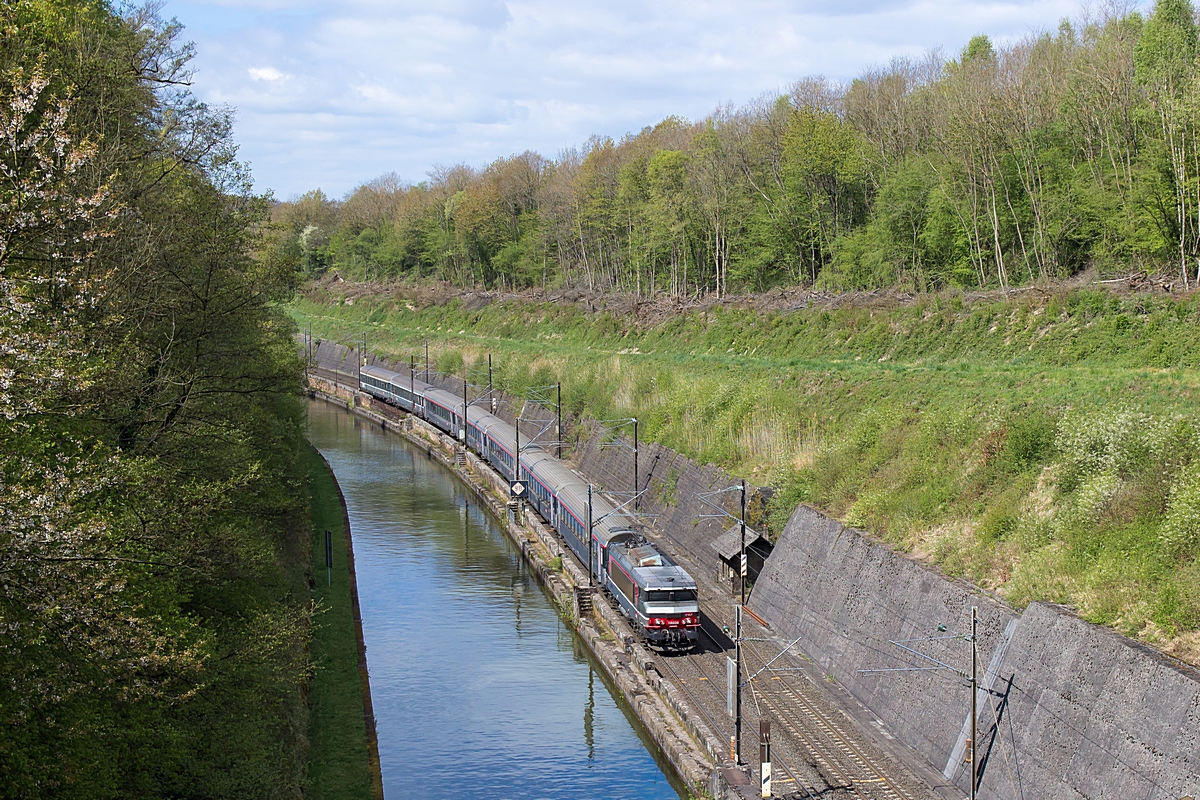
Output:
top-left (610, 542), bottom-right (695, 591)
top-left (361, 364), bottom-right (401, 381)
top-left (358, 363), bottom-right (641, 548)
top-left (423, 385), bottom-right (464, 412)
top-left (362, 364), bottom-right (433, 394)
top-left (637, 565), bottom-right (696, 591)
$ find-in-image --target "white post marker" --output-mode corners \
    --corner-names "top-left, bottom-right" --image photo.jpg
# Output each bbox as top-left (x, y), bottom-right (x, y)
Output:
top-left (760, 719), bottom-right (772, 798)
top-left (726, 656), bottom-right (736, 718)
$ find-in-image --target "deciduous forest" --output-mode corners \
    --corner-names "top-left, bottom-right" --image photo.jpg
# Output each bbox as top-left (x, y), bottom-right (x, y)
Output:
top-left (0, 2), bottom-right (310, 797)
top-left (274, 1), bottom-right (1200, 295)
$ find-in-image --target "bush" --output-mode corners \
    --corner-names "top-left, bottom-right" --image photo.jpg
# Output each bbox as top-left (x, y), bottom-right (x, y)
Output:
top-left (1004, 411), bottom-right (1057, 469)
top-left (1161, 470), bottom-right (1200, 559)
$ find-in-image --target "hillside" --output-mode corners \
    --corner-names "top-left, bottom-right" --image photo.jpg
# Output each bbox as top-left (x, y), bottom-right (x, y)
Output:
top-left (290, 279), bottom-right (1200, 666)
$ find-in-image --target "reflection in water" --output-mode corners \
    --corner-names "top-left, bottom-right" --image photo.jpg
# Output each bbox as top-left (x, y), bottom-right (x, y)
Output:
top-left (585, 668), bottom-right (596, 764)
top-left (307, 399), bottom-right (683, 800)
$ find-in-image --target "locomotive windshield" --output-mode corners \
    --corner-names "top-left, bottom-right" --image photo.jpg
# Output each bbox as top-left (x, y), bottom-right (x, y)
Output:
top-left (645, 589), bottom-right (696, 603)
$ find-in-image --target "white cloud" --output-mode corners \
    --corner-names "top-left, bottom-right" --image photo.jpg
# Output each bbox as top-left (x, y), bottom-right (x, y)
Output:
top-left (247, 66), bottom-right (288, 81)
top-left (164, 0), bottom-right (1109, 198)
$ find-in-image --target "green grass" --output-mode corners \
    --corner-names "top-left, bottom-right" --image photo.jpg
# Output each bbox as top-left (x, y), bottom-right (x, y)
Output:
top-left (290, 285), bottom-right (1200, 663)
top-left (304, 445), bottom-right (375, 800)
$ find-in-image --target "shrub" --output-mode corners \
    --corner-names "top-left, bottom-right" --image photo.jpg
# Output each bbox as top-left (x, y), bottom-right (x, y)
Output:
top-left (1004, 410), bottom-right (1057, 469)
top-left (1056, 407), bottom-right (1172, 489)
top-left (1161, 470), bottom-right (1200, 560)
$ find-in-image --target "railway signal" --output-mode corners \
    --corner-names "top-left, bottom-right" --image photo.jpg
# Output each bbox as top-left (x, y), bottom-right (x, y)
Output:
top-left (509, 480), bottom-right (527, 499)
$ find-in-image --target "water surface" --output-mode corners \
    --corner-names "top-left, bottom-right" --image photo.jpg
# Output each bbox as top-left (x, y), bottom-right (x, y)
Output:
top-left (307, 400), bottom-right (685, 799)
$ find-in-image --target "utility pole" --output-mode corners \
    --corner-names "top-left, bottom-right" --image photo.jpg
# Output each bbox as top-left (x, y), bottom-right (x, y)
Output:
top-left (734, 478), bottom-right (747, 765)
top-left (633, 418), bottom-right (639, 512)
top-left (488, 354), bottom-right (494, 413)
top-left (735, 603), bottom-right (743, 766)
top-left (698, 480), bottom-right (753, 771)
top-left (856, 607), bottom-right (983, 798)
top-left (740, 479), bottom-right (747, 605)
top-left (515, 416), bottom-right (521, 487)
top-left (410, 355), bottom-right (416, 414)
top-left (587, 484), bottom-right (594, 587)
top-left (462, 377), bottom-right (468, 443)
top-left (361, 332), bottom-right (366, 366)
top-left (424, 339), bottom-right (429, 381)
top-left (970, 606), bottom-right (978, 800)
top-left (556, 382), bottom-right (562, 459)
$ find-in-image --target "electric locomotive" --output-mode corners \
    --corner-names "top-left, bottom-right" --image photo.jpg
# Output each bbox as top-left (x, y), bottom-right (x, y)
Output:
top-left (605, 540), bottom-right (700, 649)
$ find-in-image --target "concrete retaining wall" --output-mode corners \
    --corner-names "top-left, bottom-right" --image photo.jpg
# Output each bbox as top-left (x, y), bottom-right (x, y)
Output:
top-left (750, 504), bottom-right (1200, 800)
top-left (990, 602), bottom-right (1199, 800)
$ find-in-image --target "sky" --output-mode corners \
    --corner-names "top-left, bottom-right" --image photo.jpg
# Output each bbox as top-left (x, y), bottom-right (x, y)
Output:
top-left (161, 0), bottom-right (1094, 200)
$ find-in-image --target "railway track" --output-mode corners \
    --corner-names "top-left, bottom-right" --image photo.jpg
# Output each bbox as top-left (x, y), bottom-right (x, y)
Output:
top-left (644, 520), bottom-right (927, 800)
top-left (738, 634), bottom-right (910, 800)
top-left (655, 610), bottom-right (913, 800)
top-left (650, 623), bottom-right (820, 799)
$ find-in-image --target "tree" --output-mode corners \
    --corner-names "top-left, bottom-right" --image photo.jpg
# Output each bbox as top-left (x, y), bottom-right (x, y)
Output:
top-left (1135, 0), bottom-right (1200, 287)
top-left (0, 4), bottom-right (311, 795)
top-left (782, 106), bottom-right (869, 282)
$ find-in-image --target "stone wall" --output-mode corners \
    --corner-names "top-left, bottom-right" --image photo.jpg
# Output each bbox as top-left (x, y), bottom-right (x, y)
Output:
top-left (749, 504), bottom-right (1200, 800)
top-left (990, 602), bottom-right (1199, 800)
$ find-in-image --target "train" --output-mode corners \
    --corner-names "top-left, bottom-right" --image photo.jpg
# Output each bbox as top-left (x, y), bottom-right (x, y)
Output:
top-left (358, 364), bottom-right (701, 650)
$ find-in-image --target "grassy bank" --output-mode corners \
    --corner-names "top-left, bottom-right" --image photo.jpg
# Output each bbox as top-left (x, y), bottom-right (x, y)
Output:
top-left (289, 284), bottom-right (1200, 664)
top-left (305, 445), bottom-right (377, 800)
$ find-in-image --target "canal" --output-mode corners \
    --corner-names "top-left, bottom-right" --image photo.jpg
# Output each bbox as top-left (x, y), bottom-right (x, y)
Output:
top-left (307, 399), bottom-right (686, 799)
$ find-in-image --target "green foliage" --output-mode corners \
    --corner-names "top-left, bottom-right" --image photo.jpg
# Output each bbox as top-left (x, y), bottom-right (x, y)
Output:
top-left (1003, 411), bottom-right (1057, 469)
top-left (962, 34), bottom-right (996, 63)
top-left (0, 3), bottom-right (311, 797)
top-left (265, 6), bottom-right (1200, 295)
top-left (1134, 0), bottom-right (1197, 90)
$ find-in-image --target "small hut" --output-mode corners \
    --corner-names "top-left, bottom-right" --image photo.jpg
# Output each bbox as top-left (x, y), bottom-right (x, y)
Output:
top-left (710, 528), bottom-right (772, 597)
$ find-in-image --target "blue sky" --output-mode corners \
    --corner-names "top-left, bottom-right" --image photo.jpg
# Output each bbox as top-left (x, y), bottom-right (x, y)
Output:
top-left (162, 0), bottom-right (1090, 200)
